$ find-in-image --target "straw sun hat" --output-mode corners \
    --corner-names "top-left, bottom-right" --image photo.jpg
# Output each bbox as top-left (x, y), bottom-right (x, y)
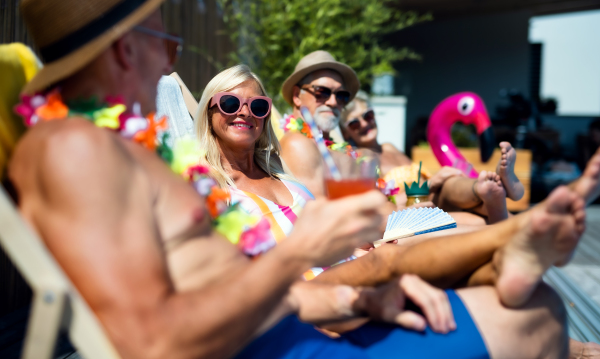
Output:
top-left (20, 0), bottom-right (166, 94)
top-left (281, 50), bottom-right (360, 106)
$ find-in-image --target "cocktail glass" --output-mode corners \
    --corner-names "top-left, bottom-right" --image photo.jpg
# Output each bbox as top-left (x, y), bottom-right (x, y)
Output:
top-left (324, 153), bottom-right (379, 199)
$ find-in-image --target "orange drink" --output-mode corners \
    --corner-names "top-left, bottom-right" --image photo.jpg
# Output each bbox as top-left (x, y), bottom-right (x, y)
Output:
top-left (325, 178), bottom-right (376, 199)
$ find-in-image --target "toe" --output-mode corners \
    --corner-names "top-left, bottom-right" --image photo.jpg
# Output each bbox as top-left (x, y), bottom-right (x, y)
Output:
top-left (478, 170), bottom-right (488, 181)
top-left (546, 186), bottom-right (574, 214)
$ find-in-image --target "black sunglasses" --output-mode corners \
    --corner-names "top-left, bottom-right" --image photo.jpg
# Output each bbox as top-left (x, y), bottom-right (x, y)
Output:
top-left (301, 85), bottom-right (351, 106)
top-left (210, 92), bottom-right (272, 119)
top-left (346, 109), bottom-right (375, 131)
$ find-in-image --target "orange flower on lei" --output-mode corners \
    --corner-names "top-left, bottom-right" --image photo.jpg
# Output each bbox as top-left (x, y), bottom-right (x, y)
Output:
top-left (206, 187), bottom-right (230, 218)
top-left (133, 113), bottom-right (168, 150)
top-left (35, 89), bottom-right (68, 120)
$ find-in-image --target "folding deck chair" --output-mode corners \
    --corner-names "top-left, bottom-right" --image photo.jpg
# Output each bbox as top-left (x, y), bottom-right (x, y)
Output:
top-left (0, 185), bottom-right (121, 359)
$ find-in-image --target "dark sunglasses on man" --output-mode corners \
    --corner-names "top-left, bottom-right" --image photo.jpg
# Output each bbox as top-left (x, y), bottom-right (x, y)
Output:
top-left (345, 108), bottom-right (376, 131)
top-left (210, 92), bottom-right (272, 119)
top-left (300, 85), bottom-right (351, 107)
top-left (133, 25), bottom-right (183, 66)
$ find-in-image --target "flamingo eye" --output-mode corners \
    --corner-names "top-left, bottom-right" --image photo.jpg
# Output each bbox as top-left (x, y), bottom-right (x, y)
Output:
top-left (457, 97), bottom-right (475, 115)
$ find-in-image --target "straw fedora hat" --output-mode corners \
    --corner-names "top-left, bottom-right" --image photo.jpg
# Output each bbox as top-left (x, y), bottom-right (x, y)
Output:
top-left (20, 0), bottom-right (165, 94)
top-left (281, 50), bottom-right (360, 106)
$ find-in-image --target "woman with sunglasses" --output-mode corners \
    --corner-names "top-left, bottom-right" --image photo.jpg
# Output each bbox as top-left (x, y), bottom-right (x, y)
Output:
top-left (341, 92), bottom-right (515, 225)
top-left (196, 65), bottom-right (318, 257)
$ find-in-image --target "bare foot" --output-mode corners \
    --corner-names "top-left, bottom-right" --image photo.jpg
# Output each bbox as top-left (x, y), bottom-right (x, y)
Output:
top-left (475, 170), bottom-right (508, 224)
top-left (494, 186), bottom-right (586, 307)
top-left (574, 147), bottom-right (600, 205)
top-left (569, 339), bottom-right (600, 359)
top-left (496, 142), bottom-right (525, 201)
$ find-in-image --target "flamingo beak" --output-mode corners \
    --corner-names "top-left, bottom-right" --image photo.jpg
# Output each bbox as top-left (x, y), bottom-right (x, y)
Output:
top-left (479, 126), bottom-right (495, 163)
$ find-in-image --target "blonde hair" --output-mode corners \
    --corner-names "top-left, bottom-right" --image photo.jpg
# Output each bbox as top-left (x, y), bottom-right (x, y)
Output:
top-left (195, 64), bottom-right (294, 189)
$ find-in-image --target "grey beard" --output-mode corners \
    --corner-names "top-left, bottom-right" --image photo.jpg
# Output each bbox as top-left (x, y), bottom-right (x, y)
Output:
top-left (314, 108), bottom-right (340, 132)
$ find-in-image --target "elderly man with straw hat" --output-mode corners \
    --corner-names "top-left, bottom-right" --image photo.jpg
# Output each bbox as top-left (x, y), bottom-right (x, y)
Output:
top-left (279, 51), bottom-right (363, 197)
top-left (7, 0), bottom-right (593, 358)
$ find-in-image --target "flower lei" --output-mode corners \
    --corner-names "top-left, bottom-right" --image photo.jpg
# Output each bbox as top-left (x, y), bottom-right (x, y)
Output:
top-left (377, 178), bottom-right (400, 204)
top-left (15, 89), bottom-right (274, 256)
top-left (281, 114), bottom-right (359, 159)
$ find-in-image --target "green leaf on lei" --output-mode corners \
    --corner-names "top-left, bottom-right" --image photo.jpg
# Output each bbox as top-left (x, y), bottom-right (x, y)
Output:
top-left (157, 133), bottom-right (174, 164)
top-left (214, 208), bottom-right (260, 245)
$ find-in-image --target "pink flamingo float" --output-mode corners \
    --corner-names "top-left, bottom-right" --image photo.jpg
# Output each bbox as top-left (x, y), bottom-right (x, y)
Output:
top-left (427, 92), bottom-right (495, 178)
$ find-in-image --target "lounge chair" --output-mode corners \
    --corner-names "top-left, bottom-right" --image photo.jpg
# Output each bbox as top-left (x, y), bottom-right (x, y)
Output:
top-left (0, 185), bottom-right (121, 359)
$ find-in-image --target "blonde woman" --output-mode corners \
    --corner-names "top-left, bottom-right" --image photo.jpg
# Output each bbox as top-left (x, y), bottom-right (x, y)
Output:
top-left (196, 64), bottom-right (315, 249)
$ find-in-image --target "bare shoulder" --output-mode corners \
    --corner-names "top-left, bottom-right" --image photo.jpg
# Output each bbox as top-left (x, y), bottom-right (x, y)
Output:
top-left (280, 132), bottom-right (318, 153)
top-left (381, 142), bottom-right (403, 155)
top-left (9, 118), bottom-right (144, 218)
top-left (381, 143), bottom-right (411, 166)
top-left (10, 118), bottom-right (134, 188)
top-left (279, 132), bottom-right (325, 196)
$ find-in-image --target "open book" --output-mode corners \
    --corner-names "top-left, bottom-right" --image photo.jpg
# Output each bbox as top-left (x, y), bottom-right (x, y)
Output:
top-left (374, 207), bottom-right (456, 246)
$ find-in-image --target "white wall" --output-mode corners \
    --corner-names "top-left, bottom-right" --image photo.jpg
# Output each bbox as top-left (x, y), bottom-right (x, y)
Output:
top-left (530, 10), bottom-right (600, 116)
top-left (372, 96), bottom-right (407, 152)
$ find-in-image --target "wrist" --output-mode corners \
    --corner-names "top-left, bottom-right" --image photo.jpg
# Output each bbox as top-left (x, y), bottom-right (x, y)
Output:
top-left (334, 285), bottom-right (363, 317)
top-left (349, 286), bottom-right (375, 318)
top-left (271, 238), bottom-right (313, 274)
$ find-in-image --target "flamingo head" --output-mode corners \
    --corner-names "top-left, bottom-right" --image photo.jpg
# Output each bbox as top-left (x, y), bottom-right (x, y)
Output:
top-left (440, 92), bottom-right (495, 163)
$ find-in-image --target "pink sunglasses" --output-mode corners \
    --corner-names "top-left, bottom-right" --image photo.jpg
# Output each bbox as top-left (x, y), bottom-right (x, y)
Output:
top-left (210, 92), bottom-right (272, 119)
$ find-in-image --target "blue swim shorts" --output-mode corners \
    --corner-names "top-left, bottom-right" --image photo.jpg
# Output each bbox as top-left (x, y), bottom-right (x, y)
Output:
top-left (235, 290), bottom-right (489, 359)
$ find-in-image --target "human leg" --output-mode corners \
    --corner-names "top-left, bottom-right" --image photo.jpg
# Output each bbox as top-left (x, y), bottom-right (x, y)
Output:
top-left (316, 215), bottom-right (515, 288)
top-left (457, 284), bottom-right (567, 359)
top-left (319, 184), bottom-right (585, 304)
top-left (571, 147), bottom-right (600, 205)
top-left (433, 172), bottom-right (508, 224)
top-left (497, 141), bottom-right (525, 201)
top-left (394, 184), bottom-right (586, 308)
top-left (474, 170), bottom-right (508, 224)
top-left (494, 186), bottom-right (586, 306)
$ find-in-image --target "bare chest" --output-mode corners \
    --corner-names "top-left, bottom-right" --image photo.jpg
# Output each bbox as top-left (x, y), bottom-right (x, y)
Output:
top-left (380, 146), bottom-right (411, 176)
top-left (123, 140), bottom-right (247, 290)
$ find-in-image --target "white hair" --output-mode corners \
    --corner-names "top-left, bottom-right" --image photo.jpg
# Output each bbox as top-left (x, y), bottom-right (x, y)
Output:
top-left (341, 90), bottom-right (370, 125)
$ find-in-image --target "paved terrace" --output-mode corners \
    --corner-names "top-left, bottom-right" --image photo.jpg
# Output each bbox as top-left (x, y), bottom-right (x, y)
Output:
top-left (560, 205), bottom-right (600, 305)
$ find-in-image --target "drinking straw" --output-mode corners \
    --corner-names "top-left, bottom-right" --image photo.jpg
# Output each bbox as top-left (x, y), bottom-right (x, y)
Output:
top-left (300, 106), bottom-right (342, 180)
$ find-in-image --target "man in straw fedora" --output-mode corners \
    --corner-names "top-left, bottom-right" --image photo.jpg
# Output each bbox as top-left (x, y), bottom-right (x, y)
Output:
top-left (278, 51), bottom-right (461, 203)
top-left (279, 50), bottom-right (362, 197)
top-left (7, 0), bottom-right (598, 358)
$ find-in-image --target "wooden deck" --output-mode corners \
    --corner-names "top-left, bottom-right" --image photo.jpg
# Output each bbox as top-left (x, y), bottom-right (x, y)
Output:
top-left (555, 205), bottom-right (600, 306)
